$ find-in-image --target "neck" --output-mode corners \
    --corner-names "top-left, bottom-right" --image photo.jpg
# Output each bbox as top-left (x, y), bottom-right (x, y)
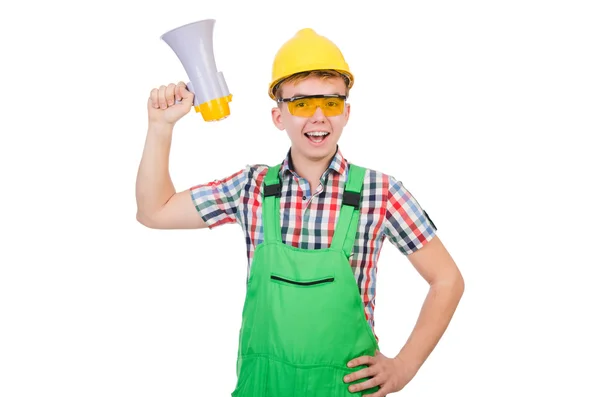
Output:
top-left (289, 146), bottom-right (336, 183)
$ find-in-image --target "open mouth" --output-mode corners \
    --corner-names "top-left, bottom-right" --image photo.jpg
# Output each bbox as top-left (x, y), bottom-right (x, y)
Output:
top-left (304, 131), bottom-right (330, 145)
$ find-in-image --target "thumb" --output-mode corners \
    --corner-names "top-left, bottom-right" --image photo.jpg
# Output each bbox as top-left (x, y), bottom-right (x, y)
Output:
top-left (176, 81), bottom-right (194, 102)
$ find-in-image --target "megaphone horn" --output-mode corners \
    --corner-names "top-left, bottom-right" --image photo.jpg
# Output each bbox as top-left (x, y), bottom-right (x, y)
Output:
top-left (160, 19), bottom-right (232, 122)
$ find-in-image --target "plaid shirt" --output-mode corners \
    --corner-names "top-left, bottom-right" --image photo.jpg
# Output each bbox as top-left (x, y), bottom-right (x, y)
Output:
top-left (190, 146), bottom-right (437, 340)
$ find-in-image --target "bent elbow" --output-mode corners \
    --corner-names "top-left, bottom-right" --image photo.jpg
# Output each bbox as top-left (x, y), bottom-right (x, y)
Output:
top-left (136, 211), bottom-right (157, 229)
top-left (454, 271), bottom-right (465, 298)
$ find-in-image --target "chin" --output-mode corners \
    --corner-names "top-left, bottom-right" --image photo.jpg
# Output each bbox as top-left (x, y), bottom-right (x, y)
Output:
top-left (302, 143), bottom-right (336, 159)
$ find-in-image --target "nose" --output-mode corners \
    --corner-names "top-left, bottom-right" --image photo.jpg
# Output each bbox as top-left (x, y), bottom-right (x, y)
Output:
top-left (309, 106), bottom-right (326, 122)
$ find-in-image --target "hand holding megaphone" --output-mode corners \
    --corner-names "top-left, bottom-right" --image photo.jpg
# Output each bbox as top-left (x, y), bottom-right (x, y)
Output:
top-left (147, 81), bottom-right (195, 126)
top-left (159, 19), bottom-right (232, 123)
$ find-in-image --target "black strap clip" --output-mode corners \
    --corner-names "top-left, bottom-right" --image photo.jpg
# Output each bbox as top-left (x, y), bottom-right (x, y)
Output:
top-left (264, 182), bottom-right (282, 197)
top-left (342, 191), bottom-right (360, 209)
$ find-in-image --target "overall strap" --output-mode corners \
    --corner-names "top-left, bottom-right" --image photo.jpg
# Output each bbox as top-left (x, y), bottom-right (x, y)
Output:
top-left (330, 164), bottom-right (367, 258)
top-left (262, 164), bottom-right (283, 243)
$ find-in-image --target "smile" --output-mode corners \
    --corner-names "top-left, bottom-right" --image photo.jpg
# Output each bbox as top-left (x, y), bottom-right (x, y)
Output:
top-left (304, 131), bottom-right (330, 145)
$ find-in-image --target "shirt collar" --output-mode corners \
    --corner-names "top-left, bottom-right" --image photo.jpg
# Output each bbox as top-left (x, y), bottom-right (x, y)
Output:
top-left (281, 145), bottom-right (348, 181)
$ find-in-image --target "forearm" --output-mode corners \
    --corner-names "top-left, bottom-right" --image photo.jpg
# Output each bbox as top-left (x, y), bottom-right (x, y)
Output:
top-left (395, 275), bottom-right (464, 374)
top-left (135, 123), bottom-right (176, 220)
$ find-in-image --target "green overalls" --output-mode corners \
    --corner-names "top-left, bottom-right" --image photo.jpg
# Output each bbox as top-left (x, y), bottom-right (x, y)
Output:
top-left (231, 163), bottom-right (380, 396)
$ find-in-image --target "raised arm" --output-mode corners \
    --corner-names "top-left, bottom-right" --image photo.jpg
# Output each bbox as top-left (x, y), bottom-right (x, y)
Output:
top-left (135, 82), bottom-right (207, 229)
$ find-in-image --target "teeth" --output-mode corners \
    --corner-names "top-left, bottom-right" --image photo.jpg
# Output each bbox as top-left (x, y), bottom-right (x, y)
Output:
top-left (305, 131), bottom-right (330, 136)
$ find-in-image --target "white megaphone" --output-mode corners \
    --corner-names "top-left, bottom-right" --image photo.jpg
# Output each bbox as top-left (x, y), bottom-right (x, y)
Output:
top-left (160, 19), bottom-right (232, 122)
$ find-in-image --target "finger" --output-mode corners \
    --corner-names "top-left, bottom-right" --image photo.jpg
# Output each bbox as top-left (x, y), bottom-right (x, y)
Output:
top-left (344, 366), bottom-right (376, 384)
top-left (165, 83), bottom-right (176, 106)
top-left (347, 355), bottom-right (376, 368)
top-left (176, 81), bottom-right (186, 101)
top-left (348, 375), bottom-right (382, 394)
top-left (158, 85), bottom-right (168, 109)
top-left (149, 88), bottom-right (159, 109)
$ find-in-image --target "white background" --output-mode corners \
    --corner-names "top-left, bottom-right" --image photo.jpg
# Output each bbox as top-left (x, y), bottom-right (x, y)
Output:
top-left (1, 0), bottom-right (599, 396)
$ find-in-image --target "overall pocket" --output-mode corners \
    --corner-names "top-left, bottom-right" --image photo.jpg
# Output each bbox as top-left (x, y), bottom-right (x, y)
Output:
top-left (270, 274), bottom-right (334, 287)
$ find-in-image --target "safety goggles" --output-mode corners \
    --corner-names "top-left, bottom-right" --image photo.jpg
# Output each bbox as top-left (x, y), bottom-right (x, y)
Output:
top-left (277, 94), bottom-right (347, 117)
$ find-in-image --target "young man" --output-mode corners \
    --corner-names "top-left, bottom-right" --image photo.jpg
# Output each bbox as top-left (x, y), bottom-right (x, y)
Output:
top-left (136, 28), bottom-right (464, 396)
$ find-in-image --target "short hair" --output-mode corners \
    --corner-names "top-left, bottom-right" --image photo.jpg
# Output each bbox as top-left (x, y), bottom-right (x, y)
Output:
top-left (274, 69), bottom-right (350, 100)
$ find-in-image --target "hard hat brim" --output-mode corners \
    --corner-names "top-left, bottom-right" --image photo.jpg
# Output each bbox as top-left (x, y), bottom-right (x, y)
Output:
top-left (268, 69), bottom-right (354, 100)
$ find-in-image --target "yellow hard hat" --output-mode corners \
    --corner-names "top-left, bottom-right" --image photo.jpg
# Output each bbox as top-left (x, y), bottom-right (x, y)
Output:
top-left (268, 28), bottom-right (354, 100)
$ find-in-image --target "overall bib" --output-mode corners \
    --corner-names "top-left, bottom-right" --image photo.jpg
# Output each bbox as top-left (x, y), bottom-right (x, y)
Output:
top-left (231, 163), bottom-right (380, 396)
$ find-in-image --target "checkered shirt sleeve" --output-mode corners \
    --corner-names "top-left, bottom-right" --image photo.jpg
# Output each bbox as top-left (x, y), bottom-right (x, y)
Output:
top-left (383, 175), bottom-right (438, 255)
top-left (189, 166), bottom-right (250, 229)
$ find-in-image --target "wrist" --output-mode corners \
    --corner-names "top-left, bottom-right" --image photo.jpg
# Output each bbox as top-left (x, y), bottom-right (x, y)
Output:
top-left (148, 121), bottom-right (175, 136)
top-left (394, 353), bottom-right (421, 377)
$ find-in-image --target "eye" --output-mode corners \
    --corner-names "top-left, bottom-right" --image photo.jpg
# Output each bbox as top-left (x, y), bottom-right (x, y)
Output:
top-left (326, 101), bottom-right (338, 107)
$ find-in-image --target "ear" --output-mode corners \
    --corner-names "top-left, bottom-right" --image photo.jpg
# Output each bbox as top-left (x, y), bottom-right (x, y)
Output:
top-left (271, 106), bottom-right (285, 131)
top-left (343, 102), bottom-right (351, 126)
